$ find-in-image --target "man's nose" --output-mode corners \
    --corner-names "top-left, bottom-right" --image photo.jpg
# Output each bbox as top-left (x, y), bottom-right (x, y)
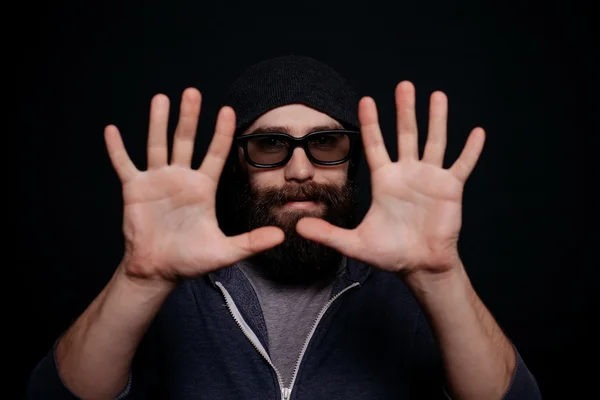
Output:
top-left (284, 147), bottom-right (315, 182)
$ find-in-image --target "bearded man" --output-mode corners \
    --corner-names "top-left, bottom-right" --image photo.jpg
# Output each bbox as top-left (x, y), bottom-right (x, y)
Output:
top-left (27, 55), bottom-right (541, 400)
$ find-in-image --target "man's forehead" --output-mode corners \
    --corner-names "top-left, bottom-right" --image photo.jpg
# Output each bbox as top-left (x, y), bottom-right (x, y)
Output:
top-left (244, 122), bottom-right (345, 137)
top-left (242, 104), bottom-right (344, 136)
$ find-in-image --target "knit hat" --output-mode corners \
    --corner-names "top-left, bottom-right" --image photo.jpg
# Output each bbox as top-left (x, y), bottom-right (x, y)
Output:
top-left (222, 55), bottom-right (362, 178)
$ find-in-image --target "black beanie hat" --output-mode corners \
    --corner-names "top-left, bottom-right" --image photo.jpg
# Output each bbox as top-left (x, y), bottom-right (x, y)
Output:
top-left (222, 54), bottom-right (362, 178)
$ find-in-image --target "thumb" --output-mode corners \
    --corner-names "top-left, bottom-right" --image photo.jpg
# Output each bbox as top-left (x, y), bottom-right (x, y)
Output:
top-left (296, 217), bottom-right (362, 259)
top-left (226, 226), bottom-right (285, 263)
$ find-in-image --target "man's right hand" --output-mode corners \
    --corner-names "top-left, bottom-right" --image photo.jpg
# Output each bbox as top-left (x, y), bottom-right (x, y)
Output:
top-left (105, 88), bottom-right (284, 287)
top-left (37, 89), bottom-right (284, 399)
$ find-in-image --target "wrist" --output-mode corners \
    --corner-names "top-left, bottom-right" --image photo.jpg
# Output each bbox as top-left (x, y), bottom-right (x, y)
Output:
top-left (100, 261), bottom-right (178, 324)
top-left (117, 254), bottom-right (179, 296)
top-left (88, 261), bottom-right (176, 334)
top-left (402, 261), bottom-right (474, 305)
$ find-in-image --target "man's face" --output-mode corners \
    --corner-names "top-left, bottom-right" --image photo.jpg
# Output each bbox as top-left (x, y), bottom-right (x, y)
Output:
top-left (234, 104), bottom-right (357, 284)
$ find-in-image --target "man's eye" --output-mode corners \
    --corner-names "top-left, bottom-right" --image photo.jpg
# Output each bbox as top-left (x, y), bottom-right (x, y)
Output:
top-left (258, 138), bottom-right (285, 147)
top-left (312, 135), bottom-right (337, 146)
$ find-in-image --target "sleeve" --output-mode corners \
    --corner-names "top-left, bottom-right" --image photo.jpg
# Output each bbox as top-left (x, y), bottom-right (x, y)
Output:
top-left (409, 310), bottom-right (542, 400)
top-left (25, 334), bottom-right (132, 399)
top-left (500, 345), bottom-right (543, 400)
top-left (26, 321), bottom-right (163, 400)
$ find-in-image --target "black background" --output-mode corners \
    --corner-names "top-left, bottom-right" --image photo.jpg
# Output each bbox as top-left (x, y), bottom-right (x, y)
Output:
top-left (15, 2), bottom-right (590, 399)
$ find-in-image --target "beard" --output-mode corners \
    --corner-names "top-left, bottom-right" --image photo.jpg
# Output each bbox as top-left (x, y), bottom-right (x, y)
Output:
top-left (233, 178), bottom-right (358, 285)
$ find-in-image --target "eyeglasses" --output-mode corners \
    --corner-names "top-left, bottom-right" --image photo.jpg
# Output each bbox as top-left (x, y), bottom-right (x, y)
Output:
top-left (235, 130), bottom-right (360, 168)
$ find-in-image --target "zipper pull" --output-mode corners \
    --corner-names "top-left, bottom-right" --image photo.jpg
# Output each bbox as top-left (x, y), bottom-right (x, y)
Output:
top-left (282, 387), bottom-right (291, 400)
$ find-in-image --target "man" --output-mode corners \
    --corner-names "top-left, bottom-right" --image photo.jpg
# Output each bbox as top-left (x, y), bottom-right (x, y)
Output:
top-left (27, 55), bottom-right (541, 399)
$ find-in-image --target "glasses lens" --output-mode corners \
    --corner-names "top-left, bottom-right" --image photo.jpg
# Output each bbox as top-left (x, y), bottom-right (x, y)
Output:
top-left (247, 136), bottom-right (290, 165)
top-left (308, 132), bottom-right (351, 162)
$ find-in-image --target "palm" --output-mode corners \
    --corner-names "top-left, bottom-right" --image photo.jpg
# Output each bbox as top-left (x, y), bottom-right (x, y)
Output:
top-left (297, 82), bottom-right (485, 274)
top-left (105, 89), bottom-right (283, 282)
top-left (121, 167), bottom-right (220, 276)
top-left (354, 160), bottom-right (464, 272)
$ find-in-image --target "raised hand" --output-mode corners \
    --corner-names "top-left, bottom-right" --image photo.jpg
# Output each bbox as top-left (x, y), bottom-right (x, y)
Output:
top-left (296, 81), bottom-right (485, 276)
top-left (105, 88), bottom-right (284, 284)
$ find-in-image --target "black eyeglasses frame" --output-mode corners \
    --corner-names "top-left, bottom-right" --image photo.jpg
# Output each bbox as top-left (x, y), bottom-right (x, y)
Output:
top-left (234, 129), bottom-right (361, 168)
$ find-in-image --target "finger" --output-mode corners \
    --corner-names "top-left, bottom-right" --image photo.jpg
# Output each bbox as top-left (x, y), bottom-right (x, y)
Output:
top-left (226, 226), bottom-right (285, 262)
top-left (147, 94), bottom-right (170, 169)
top-left (171, 88), bottom-right (202, 167)
top-left (395, 81), bottom-right (419, 161)
top-left (422, 91), bottom-right (448, 167)
top-left (296, 218), bottom-right (363, 259)
top-left (449, 127), bottom-right (486, 182)
top-left (358, 96), bottom-right (391, 171)
top-left (104, 125), bottom-right (138, 183)
top-left (198, 106), bottom-right (236, 183)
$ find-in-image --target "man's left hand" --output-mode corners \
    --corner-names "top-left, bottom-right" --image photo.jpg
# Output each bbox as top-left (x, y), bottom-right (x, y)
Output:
top-left (296, 81), bottom-right (485, 277)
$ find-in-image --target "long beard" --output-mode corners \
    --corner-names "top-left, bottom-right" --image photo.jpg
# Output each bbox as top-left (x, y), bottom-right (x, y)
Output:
top-left (234, 179), bottom-right (357, 285)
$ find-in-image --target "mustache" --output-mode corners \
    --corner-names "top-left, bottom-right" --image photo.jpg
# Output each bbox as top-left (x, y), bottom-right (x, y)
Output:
top-left (250, 181), bottom-right (350, 208)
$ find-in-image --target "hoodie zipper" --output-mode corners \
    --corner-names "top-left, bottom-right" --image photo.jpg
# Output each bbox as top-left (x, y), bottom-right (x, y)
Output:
top-left (285, 282), bottom-right (360, 399)
top-left (215, 280), bottom-right (359, 400)
top-left (215, 282), bottom-right (287, 398)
